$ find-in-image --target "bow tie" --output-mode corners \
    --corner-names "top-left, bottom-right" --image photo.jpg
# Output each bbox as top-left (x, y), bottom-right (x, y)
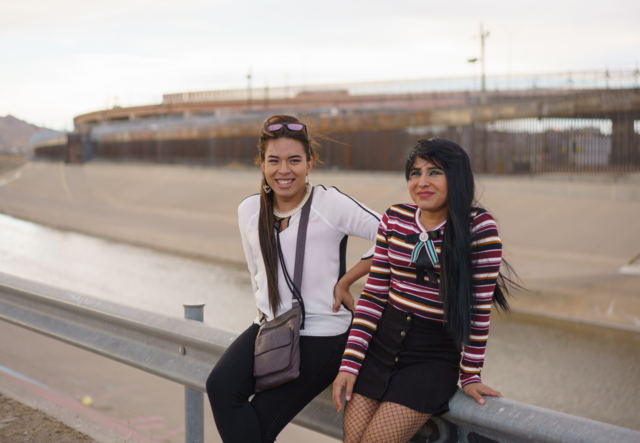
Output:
top-left (406, 230), bottom-right (441, 285)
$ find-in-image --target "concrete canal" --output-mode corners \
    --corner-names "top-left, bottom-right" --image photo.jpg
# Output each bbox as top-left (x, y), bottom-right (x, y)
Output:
top-left (0, 213), bottom-right (638, 435)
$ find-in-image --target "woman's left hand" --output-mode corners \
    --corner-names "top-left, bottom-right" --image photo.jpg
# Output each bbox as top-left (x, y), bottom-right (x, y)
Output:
top-left (462, 383), bottom-right (503, 405)
top-left (333, 281), bottom-right (355, 313)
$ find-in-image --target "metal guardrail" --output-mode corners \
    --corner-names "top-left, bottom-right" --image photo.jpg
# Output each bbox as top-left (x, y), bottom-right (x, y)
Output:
top-left (0, 271), bottom-right (638, 443)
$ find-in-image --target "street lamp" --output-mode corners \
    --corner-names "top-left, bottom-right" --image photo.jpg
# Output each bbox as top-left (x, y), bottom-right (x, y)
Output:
top-left (467, 24), bottom-right (490, 92)
top-left (479, 23), bottom-right (489, 92)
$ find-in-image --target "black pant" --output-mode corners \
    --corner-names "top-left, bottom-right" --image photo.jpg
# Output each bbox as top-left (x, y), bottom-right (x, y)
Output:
top-left (206, 323), bottom-right (348, 443)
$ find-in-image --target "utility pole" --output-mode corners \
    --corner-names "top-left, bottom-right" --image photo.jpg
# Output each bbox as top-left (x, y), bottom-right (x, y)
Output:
top-left (480, 23), bottom-right (490, 92)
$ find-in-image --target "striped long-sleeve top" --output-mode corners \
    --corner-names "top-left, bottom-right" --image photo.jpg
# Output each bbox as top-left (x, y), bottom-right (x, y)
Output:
top-left (340, 204), bottom-right (502, 387)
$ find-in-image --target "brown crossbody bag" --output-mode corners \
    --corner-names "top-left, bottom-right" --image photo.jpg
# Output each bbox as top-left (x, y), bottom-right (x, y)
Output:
top-left (253, 190), bottom-right (313, 393)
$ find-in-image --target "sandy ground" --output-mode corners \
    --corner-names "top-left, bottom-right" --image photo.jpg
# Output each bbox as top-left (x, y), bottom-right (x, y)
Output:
top-left (0, 393), bottom-right (95, 443)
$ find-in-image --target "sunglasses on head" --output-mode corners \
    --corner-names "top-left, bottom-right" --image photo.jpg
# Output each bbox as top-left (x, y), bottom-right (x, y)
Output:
top-left (266, 123), bottom-right (308, 139)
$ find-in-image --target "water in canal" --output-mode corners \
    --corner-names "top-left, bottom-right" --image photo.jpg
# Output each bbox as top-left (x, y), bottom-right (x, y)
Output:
top-left (0, 213), bottom-right (638, 431)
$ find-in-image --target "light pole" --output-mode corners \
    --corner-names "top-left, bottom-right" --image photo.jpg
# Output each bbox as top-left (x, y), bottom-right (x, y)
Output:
top-left (480, 23), bottom-right (490, 92)
top-left (467, 23), bottom-right (490, 93)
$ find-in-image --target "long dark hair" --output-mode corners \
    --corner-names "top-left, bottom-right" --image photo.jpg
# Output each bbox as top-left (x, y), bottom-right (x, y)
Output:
top-left (256, 115), bottom-right (321, 317)
top-left (405, 138), bottom-right (517, 348)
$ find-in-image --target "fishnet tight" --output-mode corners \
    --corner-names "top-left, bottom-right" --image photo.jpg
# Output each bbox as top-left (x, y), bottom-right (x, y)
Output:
top-left (343, 393), bottom-right (430, 443)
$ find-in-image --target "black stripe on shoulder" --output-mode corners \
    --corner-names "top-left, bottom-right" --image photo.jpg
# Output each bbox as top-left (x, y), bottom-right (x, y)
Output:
top-left (240, 193), bottom-right (259, 204)
top-left (394, 203), bottom-right (417, 213)
top-left (328, 186), bottom-right (380, 222)
top-left (387, 204), bottom-right (417, 224)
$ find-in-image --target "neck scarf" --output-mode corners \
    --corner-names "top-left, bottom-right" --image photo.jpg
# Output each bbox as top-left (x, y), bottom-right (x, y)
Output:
top-left (407, 230), bottom-right (442, 285)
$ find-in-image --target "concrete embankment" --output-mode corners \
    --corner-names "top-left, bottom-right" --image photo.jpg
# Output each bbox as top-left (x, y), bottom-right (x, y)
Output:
top-left (0, 160), bottom-right (639, 332)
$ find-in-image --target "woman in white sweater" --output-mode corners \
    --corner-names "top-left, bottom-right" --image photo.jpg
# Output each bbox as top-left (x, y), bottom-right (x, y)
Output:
top-left (206, 114), bottom-right (380, 443)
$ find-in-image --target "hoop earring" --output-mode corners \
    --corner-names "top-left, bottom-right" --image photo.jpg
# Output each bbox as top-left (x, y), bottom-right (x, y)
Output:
top-left (262, 175), bottom-right (272, 194)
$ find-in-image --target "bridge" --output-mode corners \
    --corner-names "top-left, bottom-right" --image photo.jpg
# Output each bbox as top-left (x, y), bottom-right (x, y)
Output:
top-left (36, 70), bottom-right (640, 174)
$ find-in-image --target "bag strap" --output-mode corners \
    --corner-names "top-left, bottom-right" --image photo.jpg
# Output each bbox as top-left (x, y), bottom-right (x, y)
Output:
top-left (293, 186), bottom-right (313, 292)
top-left (274, 186), bottom-right (314, 329)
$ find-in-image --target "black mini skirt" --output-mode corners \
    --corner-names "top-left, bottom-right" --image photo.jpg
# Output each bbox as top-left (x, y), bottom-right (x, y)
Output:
top-left (353, 304), bottom-right (461, 415)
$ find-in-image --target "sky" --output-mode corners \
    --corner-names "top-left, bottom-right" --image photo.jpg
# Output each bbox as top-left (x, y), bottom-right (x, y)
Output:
top-left (1, 0), bottom-right (639, 131)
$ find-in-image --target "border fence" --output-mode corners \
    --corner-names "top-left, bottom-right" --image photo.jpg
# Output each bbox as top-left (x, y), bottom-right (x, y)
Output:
top-left (85, 114), bottom-right (640, 174)
top-left (1, 272), bottom-right (639, 443)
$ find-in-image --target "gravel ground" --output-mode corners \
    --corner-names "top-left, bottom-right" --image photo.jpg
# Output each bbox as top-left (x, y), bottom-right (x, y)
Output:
top-left (0, 394), bottom-right (96, 443)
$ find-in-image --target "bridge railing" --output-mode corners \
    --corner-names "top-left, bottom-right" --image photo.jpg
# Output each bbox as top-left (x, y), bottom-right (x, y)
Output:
top-left (0, 271), bottom-right (638, 443)
top-left (162, 69), bottom-right (640, 104)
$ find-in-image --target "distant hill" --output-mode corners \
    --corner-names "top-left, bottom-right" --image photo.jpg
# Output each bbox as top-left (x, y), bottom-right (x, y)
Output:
top-left (0, 115), bottom-right (58, 155)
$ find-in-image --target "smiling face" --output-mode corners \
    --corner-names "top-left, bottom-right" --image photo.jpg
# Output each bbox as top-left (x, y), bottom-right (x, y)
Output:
top-left (261, 138), bottom-right (313, 209)
top-left (408, 157), bottom-right (449, 224)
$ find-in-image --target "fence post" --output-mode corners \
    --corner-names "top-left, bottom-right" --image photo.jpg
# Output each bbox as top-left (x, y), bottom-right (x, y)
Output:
top-left (183, 303), bottom-right (205, 443)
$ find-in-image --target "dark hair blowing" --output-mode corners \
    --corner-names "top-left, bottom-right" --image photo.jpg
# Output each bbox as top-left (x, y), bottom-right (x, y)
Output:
top-left (256, 115), bottom-right (321, 317)
top-left (405, 138), bottom-right (516, 348)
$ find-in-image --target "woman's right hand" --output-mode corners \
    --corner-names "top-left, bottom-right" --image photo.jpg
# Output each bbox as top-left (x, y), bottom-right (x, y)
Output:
top-left (333, 280), bottom-right (355, 312)
top-left (332, 371), bottom-right (357, 413)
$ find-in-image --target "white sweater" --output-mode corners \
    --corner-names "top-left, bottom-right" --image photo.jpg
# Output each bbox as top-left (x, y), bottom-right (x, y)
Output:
top-left (238, 185), bottom-right (381, 336)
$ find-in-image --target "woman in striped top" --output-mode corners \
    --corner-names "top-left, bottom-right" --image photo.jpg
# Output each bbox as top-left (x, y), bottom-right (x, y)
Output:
top-left (332, 138), bottom-right (512, 443)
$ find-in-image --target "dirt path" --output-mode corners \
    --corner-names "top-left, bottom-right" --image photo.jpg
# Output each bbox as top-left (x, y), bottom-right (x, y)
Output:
top-left (0, 393), bottom-right (96, 443)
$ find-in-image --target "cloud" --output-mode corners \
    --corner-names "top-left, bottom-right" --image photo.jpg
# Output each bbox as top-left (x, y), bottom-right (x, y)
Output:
top-left (1, 0), bottom-right (639, 129)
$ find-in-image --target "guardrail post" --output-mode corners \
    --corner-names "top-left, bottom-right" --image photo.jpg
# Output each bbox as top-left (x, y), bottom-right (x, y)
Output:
top-left (184, 303), bottom-right (205, 443)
